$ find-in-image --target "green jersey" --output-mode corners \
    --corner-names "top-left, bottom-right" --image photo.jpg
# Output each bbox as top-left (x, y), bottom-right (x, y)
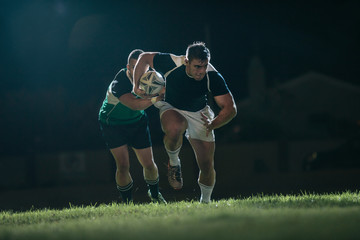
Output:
top-left (99, 68), bottom-right (144, 125)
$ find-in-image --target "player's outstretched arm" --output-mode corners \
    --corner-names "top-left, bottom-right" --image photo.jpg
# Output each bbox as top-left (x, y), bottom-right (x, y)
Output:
top-left (119, 92), bottom-right (163, 111)
top-left (133, 52), bottom-right (158, 97)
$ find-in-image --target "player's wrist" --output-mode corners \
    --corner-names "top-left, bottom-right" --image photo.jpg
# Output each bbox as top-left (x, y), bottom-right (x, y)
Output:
top-left (207, 122), bottom-right (215, 131)
top-left (151, 97), bottom-right (158, 104)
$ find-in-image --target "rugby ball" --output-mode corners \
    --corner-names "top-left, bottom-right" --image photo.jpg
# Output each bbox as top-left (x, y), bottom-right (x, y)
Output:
top-left (139, 71), bottom-right (165, 95)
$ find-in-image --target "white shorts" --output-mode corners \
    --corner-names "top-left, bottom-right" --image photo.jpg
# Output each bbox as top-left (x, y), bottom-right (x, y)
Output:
top-left (155, 101), bottom-right (215, 142)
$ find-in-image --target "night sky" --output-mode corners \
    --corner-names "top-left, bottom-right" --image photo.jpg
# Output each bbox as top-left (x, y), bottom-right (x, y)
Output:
top-left (1, 0), bottom-right (359, 155)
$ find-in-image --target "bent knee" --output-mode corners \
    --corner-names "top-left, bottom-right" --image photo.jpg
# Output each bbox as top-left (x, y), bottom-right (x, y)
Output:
top-left (161, 111), bottom-right (187, 136)
top-left (143, 162), bottom-right (157, 171)
top-left (199, 161), bottom-right (215, 173)
top-left (163, 126), bottom-right (185, 139)
top-left (116, 162), bottom-right (130, 171)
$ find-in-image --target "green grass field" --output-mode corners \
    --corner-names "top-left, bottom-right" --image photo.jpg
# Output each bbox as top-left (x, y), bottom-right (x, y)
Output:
top-left (1, 191), bottom-right (359, 240)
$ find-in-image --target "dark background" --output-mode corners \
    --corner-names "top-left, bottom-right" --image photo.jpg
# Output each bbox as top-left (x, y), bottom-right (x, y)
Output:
top-left (0, 0), bottom-right (359, 209)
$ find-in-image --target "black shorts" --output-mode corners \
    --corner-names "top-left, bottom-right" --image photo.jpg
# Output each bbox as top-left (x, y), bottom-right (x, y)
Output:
top-left (99, 115), bottom-right (152, 149)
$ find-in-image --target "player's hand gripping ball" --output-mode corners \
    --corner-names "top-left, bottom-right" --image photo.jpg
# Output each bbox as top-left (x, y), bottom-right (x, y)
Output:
top-left (139, 71), bottom-right (165, 95)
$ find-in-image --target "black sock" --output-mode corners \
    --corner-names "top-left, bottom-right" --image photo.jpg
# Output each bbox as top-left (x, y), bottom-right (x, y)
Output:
top-left (117, 181), bottom-right (133, 203)
top-left (146, 177), bottom-right (159, 198)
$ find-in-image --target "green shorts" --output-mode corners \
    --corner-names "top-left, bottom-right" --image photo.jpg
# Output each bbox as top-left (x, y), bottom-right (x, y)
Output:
top-left (99, 115), bottom-right (152, 149)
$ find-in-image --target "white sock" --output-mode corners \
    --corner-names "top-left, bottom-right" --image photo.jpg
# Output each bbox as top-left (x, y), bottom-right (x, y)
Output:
top-left (198, 181), bottom-right (214, 203)
top-left (166, 146), bottom-right (181, 166)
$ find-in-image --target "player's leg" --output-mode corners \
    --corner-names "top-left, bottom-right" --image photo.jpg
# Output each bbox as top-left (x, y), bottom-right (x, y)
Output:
top-left (131, 114), bottom-right (166, 203)
top-left (161, 109), bottom-right (187, 154)
top-left (133, 147), bottom-right (166, 204)
top-left (161, 109), bottom-right (188, 189)
top-left (110, 145), bottom-right (133, 203)
top-left (133, 147), bottom-right (158, 180)
top-left (188, 138), bottom-right (216, 203)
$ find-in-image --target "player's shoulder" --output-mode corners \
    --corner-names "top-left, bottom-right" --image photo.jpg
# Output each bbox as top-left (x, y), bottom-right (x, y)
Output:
top-left (111, 68), bottom-right (130, 88)
top-left (207, 65), bottom-right (225, 83)
top-left (114, 68), bottom-right (127, 80)
top-left (206, 63), bottom-right (218, 72)
top-left (155, 53), bottom-right (185, 67)
top-left (169, 54), bottom-right (185, 67)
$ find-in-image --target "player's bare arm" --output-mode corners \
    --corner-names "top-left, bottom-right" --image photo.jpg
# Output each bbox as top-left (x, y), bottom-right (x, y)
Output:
top-left (202, 92), bottom-right (237, 136)
top-left (119, 92), bottom-right (163, 111)
top-left (133, 52), bottom-right (158, 96)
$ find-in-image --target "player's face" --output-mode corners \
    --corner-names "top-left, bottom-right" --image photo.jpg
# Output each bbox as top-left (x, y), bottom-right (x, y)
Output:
top-left (127, 58), bottom-right (137, 80)
top-left (186, 58), bottom-right (208, 81)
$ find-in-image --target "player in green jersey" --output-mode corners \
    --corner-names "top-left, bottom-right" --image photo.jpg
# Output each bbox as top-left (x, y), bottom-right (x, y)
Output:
top-left (99, 49), bottom-right (166, 204)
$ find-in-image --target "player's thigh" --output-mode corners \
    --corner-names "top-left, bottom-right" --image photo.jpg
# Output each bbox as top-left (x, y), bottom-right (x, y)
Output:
top-left (189, 138), bottom-right (215, 169)
top-left (161, 110), bottom-right (188, 134)
top-left (133, 147), bottom-right (155, 169)
top-left (110, 145), bottom-right (130, 169)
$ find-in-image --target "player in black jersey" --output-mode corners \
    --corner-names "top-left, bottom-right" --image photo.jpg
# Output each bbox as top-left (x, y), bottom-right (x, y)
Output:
top-left (133, 42), bottom-right (237, 203)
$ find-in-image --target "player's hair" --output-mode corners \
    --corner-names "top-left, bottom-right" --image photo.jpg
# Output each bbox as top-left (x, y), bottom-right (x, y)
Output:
top-left (186, 42), bottom-right (210, 63)
top-left (127, 49), bottom-right (144, 64)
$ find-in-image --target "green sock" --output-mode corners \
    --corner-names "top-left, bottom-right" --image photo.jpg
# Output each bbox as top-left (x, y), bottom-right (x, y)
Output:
top-left (146, 177), bottom-right (159, 198)
top-left (117, 181), bottom-right (133, 203)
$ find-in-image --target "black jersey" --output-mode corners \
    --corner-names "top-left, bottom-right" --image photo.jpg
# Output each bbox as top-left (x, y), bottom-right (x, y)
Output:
top-left (153, 53), bottom-right (230, 112)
